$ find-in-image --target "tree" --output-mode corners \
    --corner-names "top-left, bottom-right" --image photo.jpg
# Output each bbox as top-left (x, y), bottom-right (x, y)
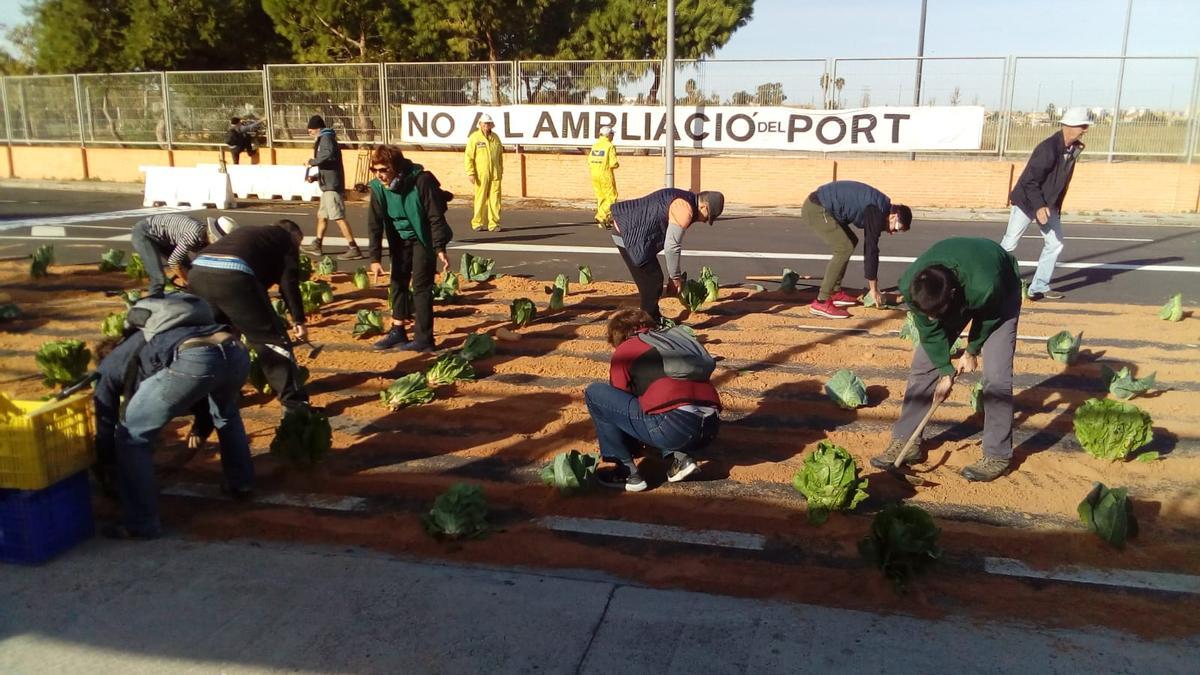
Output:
top-left (949, 85), bottom-right (961, 107)
top-left (24, 0), bottom-right (129, 73)
top-left (263, 0), bottom-right (420, 63)
top-left (728, 90), bottom-right (752, 105)
top-left (560, 0), bottom-right (754, 104)
top-left (122, 0), bottom-right (290, 70)
top-left (754, 82), bottom-right (784, 106)
top-left (859, 86), bottom-right (871, 108)
top-left (1046, 102), bottom-right (1057, 119)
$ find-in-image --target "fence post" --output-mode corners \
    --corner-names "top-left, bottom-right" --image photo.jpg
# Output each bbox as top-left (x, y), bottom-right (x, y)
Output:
top-left (379, 62), bottom-right (389, 144)
top-left (1, 77), bottom-right (11, 144)
top-left (161, 72), bottom-right (173, 151)
top-left (999, 56), bottom-right (1019, 159)
top-left (73, 75), bottom-right (85, 147)
top-left (1184, 57), bottom-right (1200, 164)
top-left (510, 61), bottom-right (519, 105)
top-left (262, 68), bottom-right (274, 149)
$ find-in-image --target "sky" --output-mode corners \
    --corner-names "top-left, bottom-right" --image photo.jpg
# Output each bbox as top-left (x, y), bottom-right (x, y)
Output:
top-left (1, 0), bottom-right (1197, 109)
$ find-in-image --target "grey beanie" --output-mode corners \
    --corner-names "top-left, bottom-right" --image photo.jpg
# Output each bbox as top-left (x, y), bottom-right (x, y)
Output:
top-left (697, 191), bottom-right (724, 224)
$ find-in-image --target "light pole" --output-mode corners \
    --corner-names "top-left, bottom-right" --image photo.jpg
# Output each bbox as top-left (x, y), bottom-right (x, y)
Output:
top-left (911, 0), bottom-right (927, 160)
top-left (1108, 0), bottom-right (1133, 162)
top-left (664, 0), bottom-right (676, 187)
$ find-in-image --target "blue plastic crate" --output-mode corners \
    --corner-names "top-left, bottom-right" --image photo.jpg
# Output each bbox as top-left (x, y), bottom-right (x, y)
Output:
top-left (0, 470), bottom-right (95, 565)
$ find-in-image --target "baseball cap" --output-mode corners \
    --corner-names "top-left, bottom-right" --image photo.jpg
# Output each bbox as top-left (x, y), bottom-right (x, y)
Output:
top-left (599, 125), bottom-right (613, 136)
top-left (697, 191), bottom-right (724, 224)
top-left (479, 114), bottom-right (494, 124)
top-left (207, 216), bottom-right (239, 242)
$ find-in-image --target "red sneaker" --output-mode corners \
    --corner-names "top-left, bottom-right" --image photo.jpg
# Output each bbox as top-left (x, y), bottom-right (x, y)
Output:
top-left (809, 299), bottom-right (850, 319)
top-left (829, 290), bottom-right (860, 307)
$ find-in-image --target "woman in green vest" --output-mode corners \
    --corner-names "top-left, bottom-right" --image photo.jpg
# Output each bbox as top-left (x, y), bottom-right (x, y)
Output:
top-left (366, 145), bottom-right (454, 352)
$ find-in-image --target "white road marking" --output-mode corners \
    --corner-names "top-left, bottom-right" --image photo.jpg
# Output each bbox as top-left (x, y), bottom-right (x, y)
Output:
top-left (449, 242), bottom-right (1200, 274)
top-left (30, 226), bottom-right (66, 238)
top-left (229, 209), bottom-right (311, 216)
top-left (539, 515), bottom-right (767, 551)
top-left (0, 206), bottom-right (196, 232)
top-left (1023, 235), bottom-right (1153, 242)
top-left (984, 557), bottom-right (1200, 595)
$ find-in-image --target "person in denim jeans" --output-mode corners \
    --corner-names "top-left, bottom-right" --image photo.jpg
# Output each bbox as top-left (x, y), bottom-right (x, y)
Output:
top-left (94, 316), bottom-right (253, 539)
top-left (584, 309), bottom-right (722, 492)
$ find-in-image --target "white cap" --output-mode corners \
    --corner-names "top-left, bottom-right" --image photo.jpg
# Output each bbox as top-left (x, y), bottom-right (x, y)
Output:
top-left (207, 216), bottom-right (239, 242)
top-left (598, 125), bottom-right (613, 136)
top-left (1059, 107), bottom-right (1092, 127)
top-left (479, 114), bottom-right (494, 124)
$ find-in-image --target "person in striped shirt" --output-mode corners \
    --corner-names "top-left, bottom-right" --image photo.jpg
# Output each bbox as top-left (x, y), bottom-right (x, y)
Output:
top-left (130, 214), bottom-right (238, 296)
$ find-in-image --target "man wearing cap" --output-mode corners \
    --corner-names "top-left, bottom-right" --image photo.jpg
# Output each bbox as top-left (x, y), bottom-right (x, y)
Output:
top-left (1000, 106), bottom-right (1090, 301)
top-left (609, 188), bottom-right (725, 323)
top-left (801, 180), bottom-right (913, 319)
top-left (589, 126), bottom-right (619, 228)
top-left (303, 115), bottom-right (364, 260)
top-left (129, 213), bottom-right (236, 297)
top-left (464, 114), bottom-right (504, 232)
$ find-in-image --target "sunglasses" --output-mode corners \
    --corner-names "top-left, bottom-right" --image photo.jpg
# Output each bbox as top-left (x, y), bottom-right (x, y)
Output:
top-left (371, 165), bottom-right (391, 173)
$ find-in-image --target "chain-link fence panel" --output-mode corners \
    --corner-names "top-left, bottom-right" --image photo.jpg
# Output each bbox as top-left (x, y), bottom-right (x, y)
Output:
top-left (167, 70), bottom-right (265, 147)
top-left (1108, 57), bottom-right (1198, 159)
top-left (1006, 57), bottom-right (1120, 157)
top-left (78, 73), bottom-right (166, 146)
top-left (4, 75), bottom-right (79, 143)
top-left (517, 60), bottom-right (662, 104)
top-left (267, 64), bottom-right (383, 145)
top-left (0, 86), bottom-right (8, 141)
top-left (386, 62), bottom-right (512, 140)
top-left (674, 59), bottom-right (827, 107)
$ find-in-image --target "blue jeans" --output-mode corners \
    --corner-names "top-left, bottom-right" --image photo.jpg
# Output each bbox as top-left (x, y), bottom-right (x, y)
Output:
top-left (584, 382), bottom-right (719, 464)
top-left (999, 205), bottom-right (1063, 294)
top-left (115, 340), bottom-right (253, 535)
top-left (131, 219), bottom-right (169, 296)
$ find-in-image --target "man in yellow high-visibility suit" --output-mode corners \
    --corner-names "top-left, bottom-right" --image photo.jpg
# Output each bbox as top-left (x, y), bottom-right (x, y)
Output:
top-left (464, 114), bottom-right (504, 232)
top-left (589, 125), bottom-right (619, 229)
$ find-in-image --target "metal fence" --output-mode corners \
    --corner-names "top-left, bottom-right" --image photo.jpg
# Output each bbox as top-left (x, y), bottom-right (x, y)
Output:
top-left (1, 56), bottom-right (1197, 161)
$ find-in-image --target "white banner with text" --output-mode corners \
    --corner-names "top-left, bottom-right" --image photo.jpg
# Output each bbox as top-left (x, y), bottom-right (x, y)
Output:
top-left (399, 104), bottom-right (984, 152)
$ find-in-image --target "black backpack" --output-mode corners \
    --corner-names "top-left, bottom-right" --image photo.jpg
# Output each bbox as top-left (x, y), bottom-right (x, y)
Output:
top-left (637, 327), bottom-right (716, 382)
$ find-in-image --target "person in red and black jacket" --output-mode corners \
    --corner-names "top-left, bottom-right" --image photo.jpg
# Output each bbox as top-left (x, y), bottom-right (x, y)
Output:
top-left (583, 308), bottom-right (721, 492)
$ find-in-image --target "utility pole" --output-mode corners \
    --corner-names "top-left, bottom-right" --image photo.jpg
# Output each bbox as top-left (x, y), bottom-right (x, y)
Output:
top-left (910, 0), bottom-right (928, 160)
top-left (1108, 0), bottom-right (1133, 162)
top-left (665, 0), bottom-right (676, 187)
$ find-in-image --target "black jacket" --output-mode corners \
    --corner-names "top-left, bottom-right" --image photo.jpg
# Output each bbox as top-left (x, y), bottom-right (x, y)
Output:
top-left (307, 128), bottom-right (345, 193)
top-left (1010, 130), bottom-right (1083, 219)
top-left (198, 225), bottom-right (305, 324)
top-left (368, 164), bottom-right (454, 263)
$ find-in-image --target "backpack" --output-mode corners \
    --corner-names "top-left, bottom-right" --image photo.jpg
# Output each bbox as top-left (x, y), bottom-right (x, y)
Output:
top-left (637, 326), bottom-right (715, 382)
top-left (125, 293), bottom-right (215, 341)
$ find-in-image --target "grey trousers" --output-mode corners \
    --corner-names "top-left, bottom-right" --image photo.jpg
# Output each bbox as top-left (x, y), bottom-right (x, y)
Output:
top-left (892, 290), bottom-right (1021, 459)
top-left (800, 199), bottom-right (857, 301)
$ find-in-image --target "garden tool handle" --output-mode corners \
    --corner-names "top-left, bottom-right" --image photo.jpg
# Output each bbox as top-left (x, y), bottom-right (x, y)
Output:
top-left (893, 386), bottom-right (950, 469)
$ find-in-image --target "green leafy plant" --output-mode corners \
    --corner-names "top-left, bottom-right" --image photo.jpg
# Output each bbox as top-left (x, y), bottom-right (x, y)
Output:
top-left (0, 303), bottom-right (21, 321)
top-left (1099, 365), bottom-right (1156, 401)
top-left (98, 248), bottom-right (126, 272)
top-left (30, 245), bottom-right (54, 278)
top-left (459, 333), bottom-right (495, 362)
top-left (548, 288), bottom-right (565, 311)
top-left (125, 252), bottom-right (147, 280)
top-left (1078, 482), bottom-right (1138, 549)
top-left (317, 255), bottom-right (337, 276)
top-left (352, 266), bottom-right (370, 290)
top-left (540, 450), bottom-right (599, 495)
top-left (699, 266), bottom-right (719, 304)
top-left (352, 309), bottom-right (385, 338)
top-left (1073, 397), bottom-right (1154, 461)
top-left (825, 369), bottom-right (868, 409)
top-left (791, 441), bottom-right (869, 525)
top-left (861, 293), bottom-right (901, 309)
top-left (380, 372), bottom-right (436, 408)
top-left (272, 298), bottom-right (288, 321)
top-left (1046, 330), bottom-right (1083, 365)
top-left (433, 271), bottom-right (461, 303)
top-left (969, 380), bottom-right (986, 414)
top-left (779, 268), bottom-right (800, 292)
top-left (859, 503), bottom-right (941, 592)
top-left (425, 354), bottom-right (476, 386)
top-left (554, 273), bottom-right (570, 296)
top-left (578, 265), bottom-right (593, 285)
top-left (1158, 293), bottom-right (1182, 322)
top-left (269, 406), bottom-right (332, 469)
top-left (898, 312), bottom-right (919, 343)
top-left (299, 280), bottom-right (334, 314)
top-left (243, 343), bottom-right (308, 395)
top-left (298, 254), bottom-right (314, 281)
top-left (678, 278), bottom-right (708, 312)
top-left (120, 289), bottom-right (142, 306)
top-left (100, 311), bottom-right (126, 337)
top-left (510, 298), bottom-right (536, 327)
top-left (35, 338), bottom-right (91, 388)
top-left (1136, 451), bottom-right (1160, 463)
top-left (460, 253), bottom-right (497, 282)
top-left (422, 483), bottom-right (489, 540)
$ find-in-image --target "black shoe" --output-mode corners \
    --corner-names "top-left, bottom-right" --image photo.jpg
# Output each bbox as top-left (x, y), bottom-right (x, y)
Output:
top-left (400, 340), bottom-right (435, 353)
top-left (373, 326), bottom-right (409, 350)
top-left (666, 453), bottom-right (699, 483)
top-left (1027, 290), bottom-right (1064, 302)
top-left (597, 464), bottom-right (648, 492)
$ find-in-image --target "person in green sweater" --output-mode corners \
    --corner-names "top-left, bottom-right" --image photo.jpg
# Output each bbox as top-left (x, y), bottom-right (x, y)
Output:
top-left (870, 237), bottom-right (1023, 482)
top-left (366, 145), bottom-right (454, 352)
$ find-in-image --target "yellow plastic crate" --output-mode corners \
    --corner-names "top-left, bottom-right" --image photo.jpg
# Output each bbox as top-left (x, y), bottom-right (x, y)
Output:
top-left (0, 392), bottom-right (96, 490)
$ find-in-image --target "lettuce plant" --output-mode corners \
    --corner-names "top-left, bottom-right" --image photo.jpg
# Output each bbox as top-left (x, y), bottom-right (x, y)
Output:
top-left (791, 441), bottom-right (869, 525)
top-left (1073, 398), bottom-right (1154, 461)
top-left (352, 309), bottom-right (384, 338)
top-left (101, 311), bottom-right (127, 337)
top-left (99, 248), bottom-right (126, 272)
top-left (898, 312), bottom-right (919, 343)
top-left (125, 252), bottom-right (147, 280)
top-left (299, 280), bottom-right (334, 313)
top-left (30, 244), bottom-right (54, 278)
top-left (0, 303), bottom-right (20, 321)
top-left (272, 298), bottom-right (288, 321)
top-left (120, 289), bottom-right (142, 306)
top-left (859, 503), bottom-right (941, 592)
top-left (678, 278), bottom-right (708, 312)
top-left (510, 298), bottom-right (536, 327)
top-left (969, 379), bottom-right (986, 414)
top-left (1099, 365), bottom-right (1156, 401)
top-left (460, 253), bottom-right (497, 282)
top-left (381, 372), bottom-right (436, 408)
top-left (578, 265), bottom-right (593, 285)
top-left (548, 288), bottom-right (565, 311)
top-left (433, 271), bottom-right (461, 303)
top-left (35, 339), bottom-right (91, 388)
top-left (269, 406), bottom-right (332, 469)
top-left (352, 266), bottom-right (371, 290)
top-left (422, 483), bottom-right (489, 540)
top-left (298, 254), bottom-right (313, 281)
top-left (779, 268), bottom-right (800, 292)
top-left (1158, 293), bottom-right (1182, 322)
top-left (459, 333), bottom-right (495, 361)
top-left (554, 273), bottom-right (570, 296)
top-left (825, 369), bottom-right (868, 409)
top-left (1046, 330), bottom-right (1083, 365)
top-left (540, 450), bottom-right (599, 495)
top-left (425, 354), bottom-right (475, 386)
top-left (699, 266), bottom-right (719, 304)
top-left (317, 255), bottom-right (337, 276)
top-left (1078, 482), bottom-right (1138, 548)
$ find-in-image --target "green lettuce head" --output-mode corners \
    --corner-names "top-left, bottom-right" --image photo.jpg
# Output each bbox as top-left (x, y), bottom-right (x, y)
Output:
top-left (791, 441), bottom-right (869, 525)
top-left (1073, 397), bottom-right (1154, 461)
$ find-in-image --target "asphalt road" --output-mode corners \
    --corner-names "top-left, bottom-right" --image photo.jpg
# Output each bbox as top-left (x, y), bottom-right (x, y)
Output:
top-left (2, 187), bottom-right (1198, 305)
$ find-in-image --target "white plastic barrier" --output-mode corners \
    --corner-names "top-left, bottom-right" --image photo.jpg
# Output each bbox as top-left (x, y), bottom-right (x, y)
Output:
top-left (140, 166), bottom-right (235, 209)
top-left (197, 164), bottom-right (322, 201)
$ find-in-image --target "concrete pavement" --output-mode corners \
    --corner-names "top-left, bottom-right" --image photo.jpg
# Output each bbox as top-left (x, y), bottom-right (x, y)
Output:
top-left (1, 537), bottom-right (1197, 674)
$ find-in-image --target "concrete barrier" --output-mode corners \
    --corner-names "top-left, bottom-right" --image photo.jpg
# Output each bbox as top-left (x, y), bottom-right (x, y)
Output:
top-left (197, 164), bottom-right (322, 201)
top-left (140, 165), bottom-right (235, 209)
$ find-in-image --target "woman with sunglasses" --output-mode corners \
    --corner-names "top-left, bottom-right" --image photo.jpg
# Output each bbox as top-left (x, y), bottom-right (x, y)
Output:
top-left (366, 145), bottom-right (454, 352)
